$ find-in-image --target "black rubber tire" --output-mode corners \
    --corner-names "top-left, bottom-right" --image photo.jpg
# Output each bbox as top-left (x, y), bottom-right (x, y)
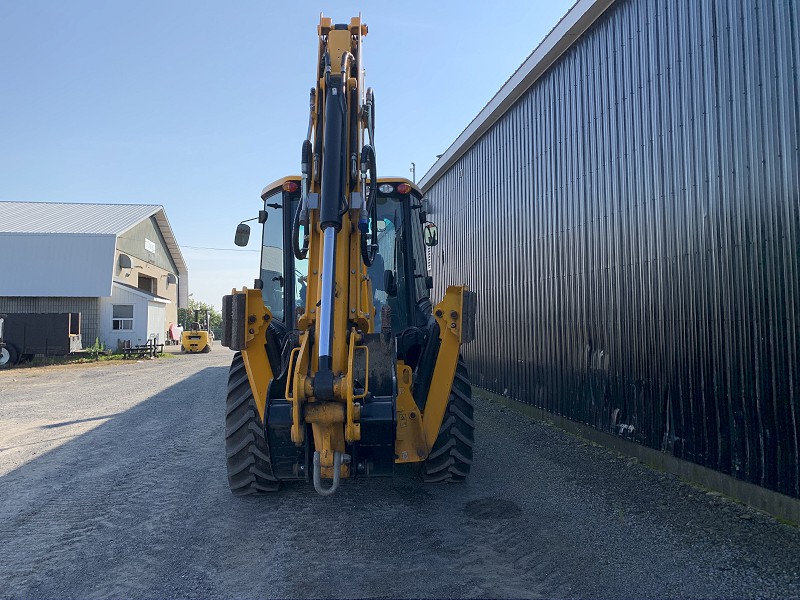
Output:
top-left (419, 358), bottom-right (475, 483)
top-left (202, 344), bottom-right (211, 353)
top-left (225, 352), bottom-right (279, 494)
top-left (0, 344), bottom-right (18, 368)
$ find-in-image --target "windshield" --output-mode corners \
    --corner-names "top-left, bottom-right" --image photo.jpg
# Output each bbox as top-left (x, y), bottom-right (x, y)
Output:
top-left (369, 195), bottom-right (408, 331)
top-left (260, 190), bottom-right (284, 322)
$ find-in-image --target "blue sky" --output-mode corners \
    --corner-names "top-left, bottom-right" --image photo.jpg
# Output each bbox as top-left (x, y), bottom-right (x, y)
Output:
top-left (1, 1), bottom-right (574, 307)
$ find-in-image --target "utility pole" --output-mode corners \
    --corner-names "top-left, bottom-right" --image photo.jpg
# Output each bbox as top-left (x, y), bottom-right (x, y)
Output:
top-left (410, 162), bottom-right (416, 184)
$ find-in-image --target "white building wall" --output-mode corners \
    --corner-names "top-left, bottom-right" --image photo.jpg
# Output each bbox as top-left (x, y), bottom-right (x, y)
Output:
top-left (0, 233), bottom-right (116, 296)
top-left (146, 302), bottom-right (165, 344)
top-left (98, 285), bottom-right (151, 350)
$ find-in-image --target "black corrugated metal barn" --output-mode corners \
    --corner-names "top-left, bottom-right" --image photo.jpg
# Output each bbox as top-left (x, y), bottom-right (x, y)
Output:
top-left (420, 0), bottom-right (799, 500)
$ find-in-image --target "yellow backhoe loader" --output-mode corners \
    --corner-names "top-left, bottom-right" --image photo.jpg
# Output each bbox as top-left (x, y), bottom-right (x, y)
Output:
top-left (221, 14), bottom-right (476, 495)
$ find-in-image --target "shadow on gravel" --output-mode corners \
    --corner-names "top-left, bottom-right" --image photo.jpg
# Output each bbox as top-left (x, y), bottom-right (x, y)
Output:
top-left (0, 367), bottom-right (228, 488)
top-left (0, 364), bottom-right (492, 599)
top-left (0, 366), bottom-right (238, 597)
top-left (0, 366), bottom-right (228, 488)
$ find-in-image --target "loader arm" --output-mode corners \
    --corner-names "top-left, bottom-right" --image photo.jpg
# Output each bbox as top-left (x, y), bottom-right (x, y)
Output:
top-left (221, 15), bottom-right (477, 496)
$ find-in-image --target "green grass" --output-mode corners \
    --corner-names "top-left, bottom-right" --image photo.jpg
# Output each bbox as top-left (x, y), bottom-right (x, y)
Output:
top-left (10, 351), bottom-right (174, 369)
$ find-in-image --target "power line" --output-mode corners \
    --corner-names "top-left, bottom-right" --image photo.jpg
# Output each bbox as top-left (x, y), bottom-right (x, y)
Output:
top-left (181, 245), bottom-right (259, 252)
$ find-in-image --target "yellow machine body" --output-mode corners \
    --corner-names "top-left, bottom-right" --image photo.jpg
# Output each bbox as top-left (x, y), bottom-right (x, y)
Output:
top-left (182, 309), bottom-right (213, 354)
top-left (221, 16), bottom-right (477, 496)
top-left (181, 329), bottom-right (211, 353)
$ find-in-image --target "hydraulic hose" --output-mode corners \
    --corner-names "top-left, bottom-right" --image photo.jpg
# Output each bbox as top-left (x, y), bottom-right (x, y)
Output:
top-left (340, 52), bottom-right (354, 84)
top-left (365, 87), bottom-right (375, 147)
top-left (292, 139), bottom-right (312, 260)
top-left (359, 143), bottom-right (378, 266)
top-left (306, 88), bottom-right (315, 143)
top-left (340, 52), bottom-right (355, 189)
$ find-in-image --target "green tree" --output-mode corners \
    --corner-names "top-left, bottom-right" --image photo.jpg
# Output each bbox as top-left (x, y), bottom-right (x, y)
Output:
top-left (178, 296), bottom-right (223, 339)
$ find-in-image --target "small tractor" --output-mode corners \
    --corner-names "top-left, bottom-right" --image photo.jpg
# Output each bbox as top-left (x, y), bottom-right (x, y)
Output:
top-left (181, 309), bottom-right (213, 354)
top-left (221, 14), bottom-right (476, 495)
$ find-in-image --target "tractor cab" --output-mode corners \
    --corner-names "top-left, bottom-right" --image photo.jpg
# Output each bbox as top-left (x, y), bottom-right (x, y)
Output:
top-left (369, 179), bottom-right (438, 332)
top-left (238, 176), bottom-right (438, 336)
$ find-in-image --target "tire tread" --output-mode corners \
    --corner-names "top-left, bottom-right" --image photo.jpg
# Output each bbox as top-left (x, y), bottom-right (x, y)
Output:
top-left (419, 358), bottom-right (475, 483)
top-left (225, 352), bottom-right (279, 494)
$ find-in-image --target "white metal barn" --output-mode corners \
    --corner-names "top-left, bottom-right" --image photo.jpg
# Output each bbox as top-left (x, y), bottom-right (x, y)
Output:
top-left (0, 202), bottom-right (188, 350)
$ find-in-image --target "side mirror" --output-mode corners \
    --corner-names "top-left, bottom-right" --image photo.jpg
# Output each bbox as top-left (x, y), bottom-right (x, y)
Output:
top-left (425, 276), bottom-right (434, 290)
top-left (384, 269), bottom-right (398, 298)
top-left (423, 222), bottom-right (439, 247)
top-left (234, 223), bottom-right (251, 247)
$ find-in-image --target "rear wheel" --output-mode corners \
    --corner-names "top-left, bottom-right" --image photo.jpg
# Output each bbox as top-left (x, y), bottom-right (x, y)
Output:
top-left (419, 357), bottom-right (475, 482)
top-left (226, 352), bottom-right (279, 494)
top-left (0, 345), bottom-right (18, 368)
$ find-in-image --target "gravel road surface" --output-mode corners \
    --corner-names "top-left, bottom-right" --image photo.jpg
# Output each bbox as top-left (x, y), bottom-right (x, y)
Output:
top-left (1, 346), bottom-right (799, 599)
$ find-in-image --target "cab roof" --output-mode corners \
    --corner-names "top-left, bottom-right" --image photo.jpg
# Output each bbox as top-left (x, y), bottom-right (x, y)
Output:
top-left (261, 176), bottom-right (422, 199)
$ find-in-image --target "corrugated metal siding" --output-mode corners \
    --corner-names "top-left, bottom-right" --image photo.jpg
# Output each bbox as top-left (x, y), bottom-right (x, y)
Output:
top-left (0, 202), bottom-right (189, 308)
top-left (427, 0), bottom-right (800, 498)
top-left (0, 234), bottom-right (116, 297)
top-left (0, 202), bottom-right (160, 235)
top-left (0, 297), bottom-right (100, 345)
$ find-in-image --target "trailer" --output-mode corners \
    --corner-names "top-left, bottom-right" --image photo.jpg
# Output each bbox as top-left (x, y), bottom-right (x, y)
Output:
top-left (0, 313), bottom-right (82, 367)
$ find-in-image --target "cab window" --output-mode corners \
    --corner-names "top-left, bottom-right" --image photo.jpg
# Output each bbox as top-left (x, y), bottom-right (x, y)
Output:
top-left (369, 195), bottom-right (409, 331)
top-left (411, 211), bottom-right (430, 301)
top-left (292, 197), bottom-right (309, 326)
top-left (261, 190), bottom-right (284, 321)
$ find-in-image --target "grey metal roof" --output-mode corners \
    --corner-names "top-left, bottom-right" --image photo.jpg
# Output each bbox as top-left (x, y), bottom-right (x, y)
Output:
top-left (0, 201), bottom-right (162, 235)
top-left (419, 0), bottom-right (614, 192)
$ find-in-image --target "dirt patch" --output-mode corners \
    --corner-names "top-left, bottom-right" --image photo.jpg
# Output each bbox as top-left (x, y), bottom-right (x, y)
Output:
top-left (463, 497), bottom-right (523, 520)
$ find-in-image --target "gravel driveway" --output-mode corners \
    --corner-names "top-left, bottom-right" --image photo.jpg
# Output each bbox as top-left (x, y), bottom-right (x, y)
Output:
top-left (1, 345), bottom-right (798, 599)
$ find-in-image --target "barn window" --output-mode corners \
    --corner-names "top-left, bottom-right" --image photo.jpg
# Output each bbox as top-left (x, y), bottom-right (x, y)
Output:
top-left (112, 304), bottom-right (134, 331)
top-left (137, 274), bottom-right (156, 294)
